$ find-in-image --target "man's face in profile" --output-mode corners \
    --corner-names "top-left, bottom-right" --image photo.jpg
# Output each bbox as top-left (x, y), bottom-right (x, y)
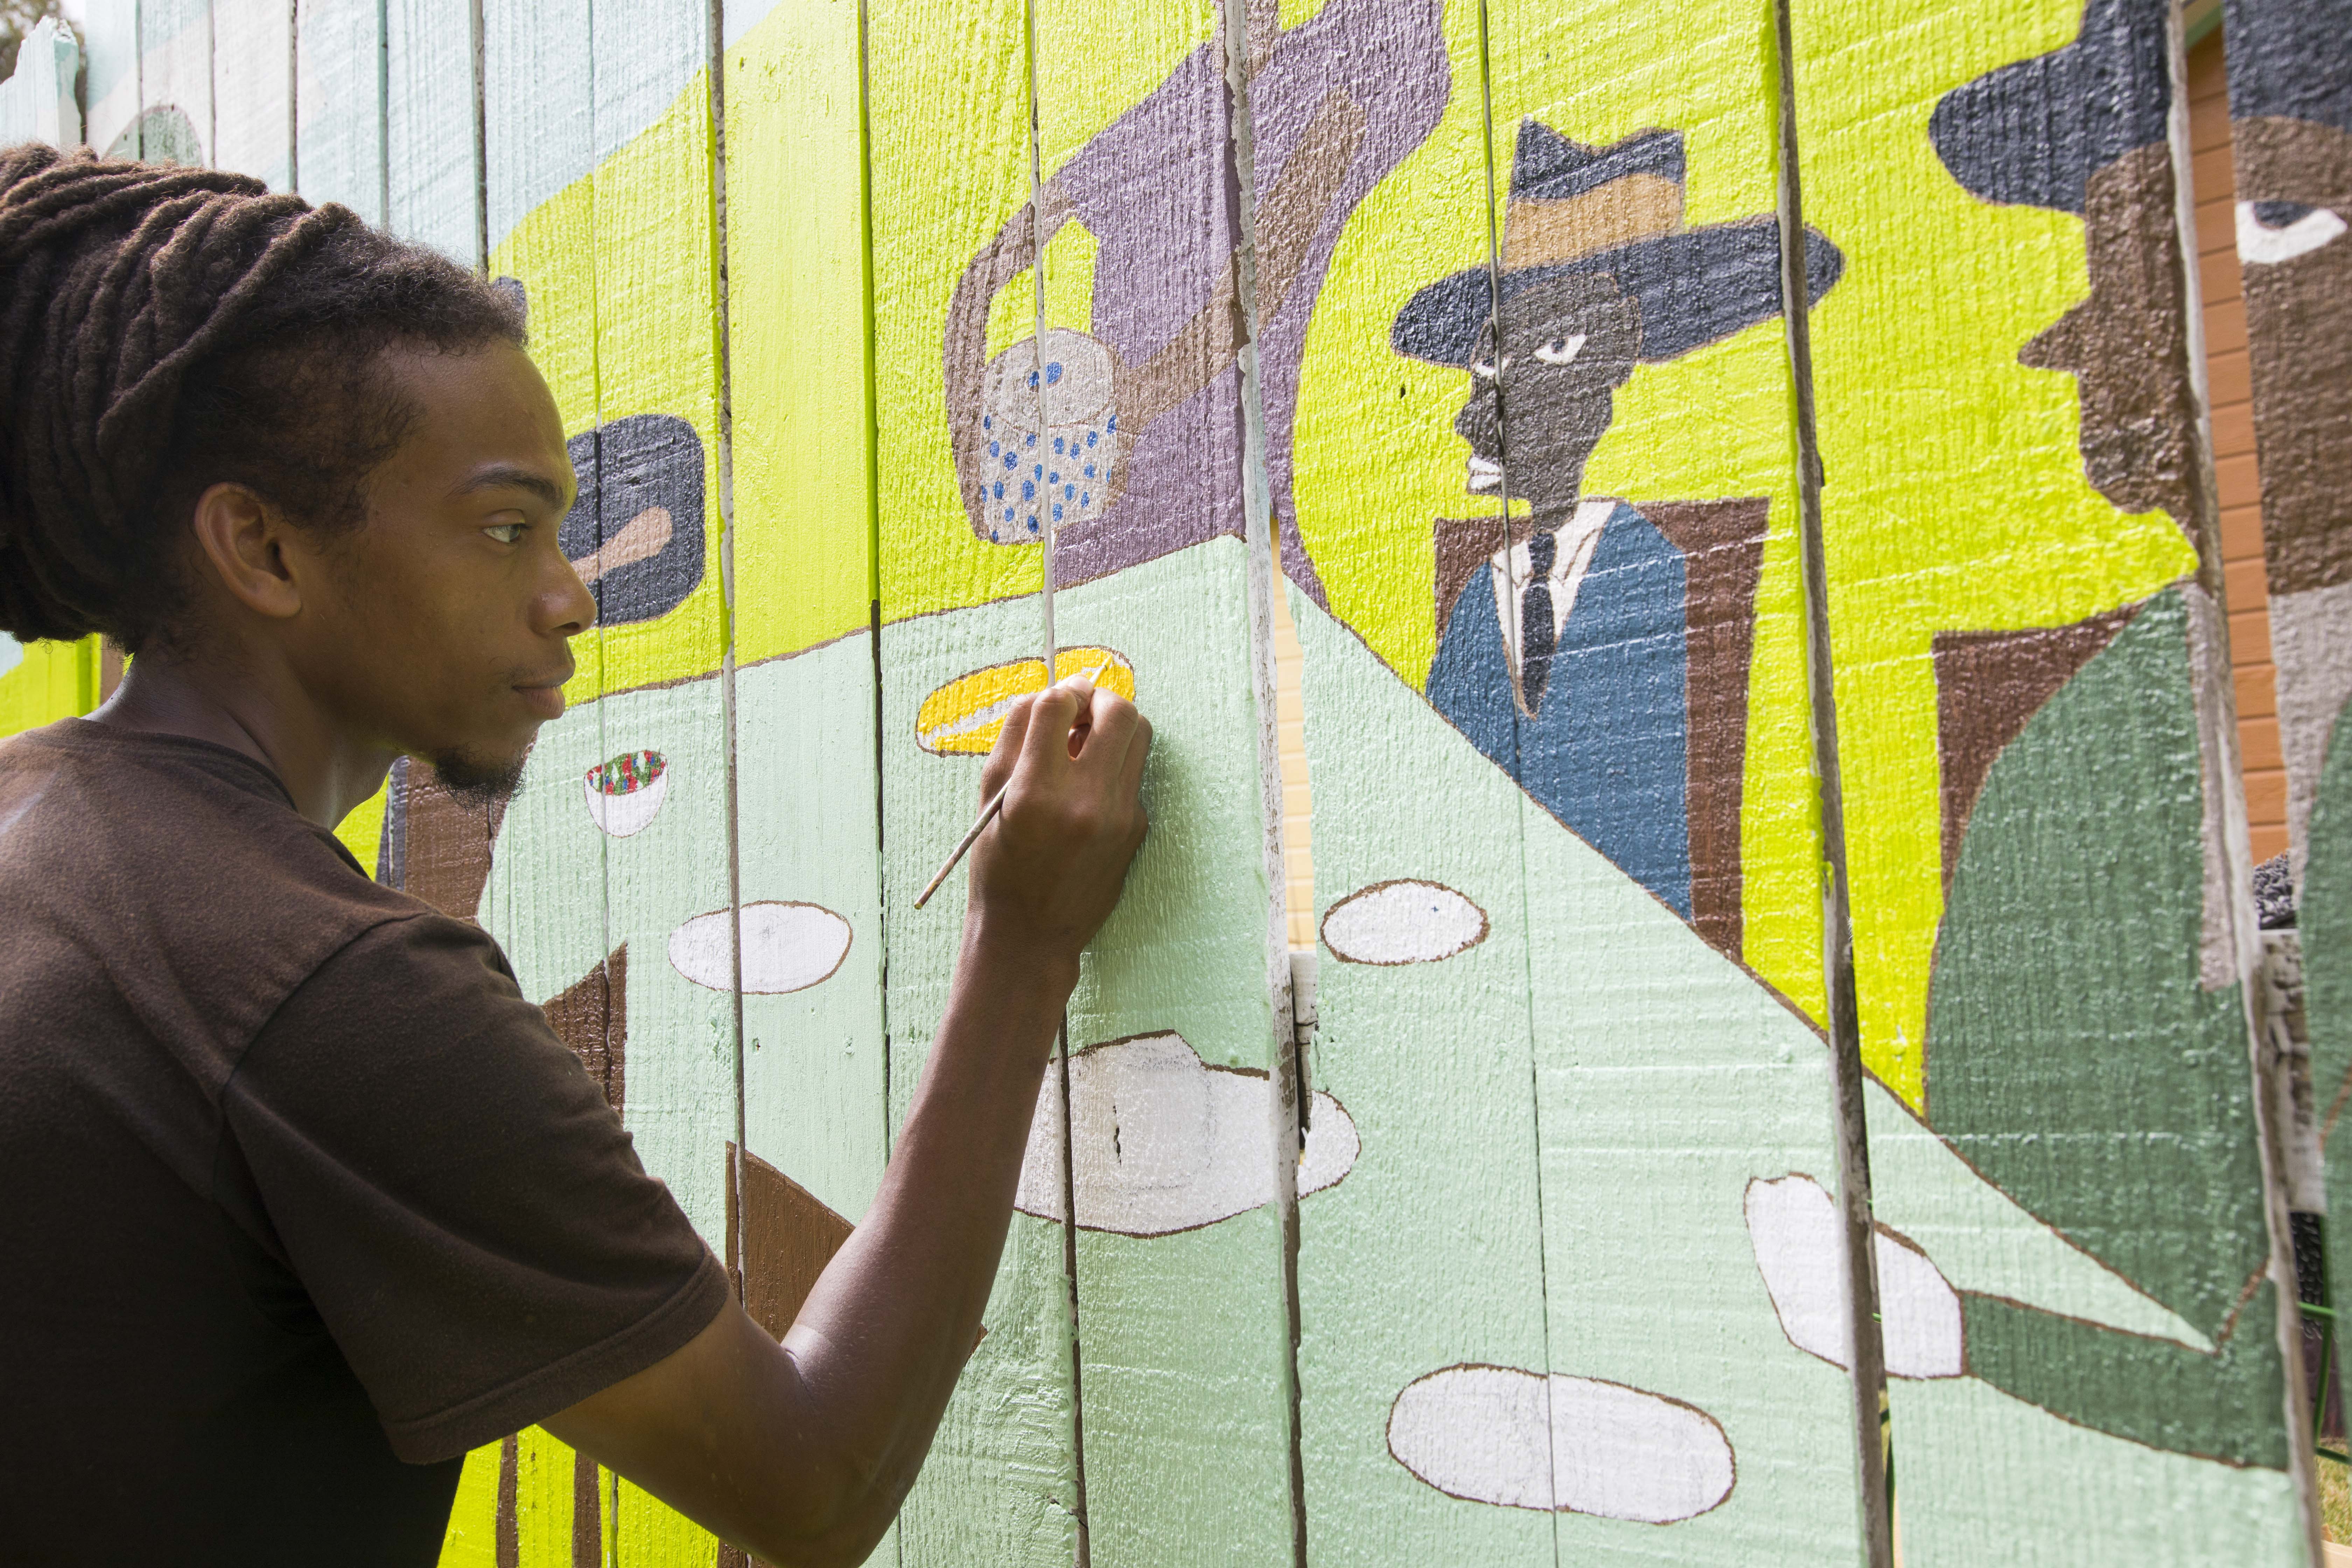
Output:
top-left (1454, 272), bottom-right (1640, 522)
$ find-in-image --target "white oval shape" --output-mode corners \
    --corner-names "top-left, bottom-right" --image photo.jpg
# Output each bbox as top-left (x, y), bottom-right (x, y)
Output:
top-left (583, 750), bottom-right (670, 837)
top-left (1388, 1365), bottom-right (1734, 1523)
top-left (1012, 1032), bottom-right (1359, 1236)
top-left (1745, 1173), bottom-right (1962, 1379)
top-left (668, 901), bottom-right (851, 995)
top-left (2238, 200), bottom-right (2347, 266)
top-left (1321, 880), bottom-right (1488, 966)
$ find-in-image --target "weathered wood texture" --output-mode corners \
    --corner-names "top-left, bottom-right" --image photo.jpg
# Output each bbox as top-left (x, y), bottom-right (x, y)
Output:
top-left (0, 18), bottom-right (80, 148)
top-left (1793, 0), bottom-right (2312, 1559)
top-left (210, 0), bottom-right (290, 190)
top-left (2219, 0), bottom-right (2352, 1392)
top-left (295, 0), bottom-right (383, 220)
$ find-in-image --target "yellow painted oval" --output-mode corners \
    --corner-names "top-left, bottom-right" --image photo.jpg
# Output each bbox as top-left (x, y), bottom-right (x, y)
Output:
top-left (916, 647), bottom-right (1136, 756)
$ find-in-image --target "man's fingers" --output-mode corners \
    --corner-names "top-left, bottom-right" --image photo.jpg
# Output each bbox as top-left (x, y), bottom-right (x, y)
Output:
top-left (1016, 681), bottom-right (1086, 785)
top-left (1070, 687), bottom-right (1142, 773)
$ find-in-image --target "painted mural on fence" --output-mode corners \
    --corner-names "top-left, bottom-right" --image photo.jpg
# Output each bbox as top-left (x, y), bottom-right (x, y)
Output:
top-left (1796, 0), bottom-right (2307, 1559)
top-left (2218, 1), bottom-right (2352, 1387)
top-left (9, 0), bottom-right (2330, 1560)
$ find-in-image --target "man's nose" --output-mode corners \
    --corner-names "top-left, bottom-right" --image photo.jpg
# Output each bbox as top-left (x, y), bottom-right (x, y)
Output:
top-left (1455, 382), bottom-right (1501, 449)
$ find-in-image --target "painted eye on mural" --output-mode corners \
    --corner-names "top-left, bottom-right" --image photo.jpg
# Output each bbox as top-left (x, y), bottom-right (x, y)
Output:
top-left (1532, 333), bottom-right (1587, 365)
top-left (2236, 200), bottom-right (2347, 266)
top-left (1469, 354), bottom-right (1500, 380)
top-left (583, 749), bottom-right (669, 837)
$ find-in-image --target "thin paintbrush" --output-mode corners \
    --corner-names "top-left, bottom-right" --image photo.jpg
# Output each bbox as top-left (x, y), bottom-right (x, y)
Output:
top-left (911, 663), bottom-right (1110, 910)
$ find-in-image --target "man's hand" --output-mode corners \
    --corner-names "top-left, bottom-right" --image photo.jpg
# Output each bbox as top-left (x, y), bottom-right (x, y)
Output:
top-left (546, 673), bottom-right (1149, 1567)
top-left (966, 676), bottom-right (1152, 983)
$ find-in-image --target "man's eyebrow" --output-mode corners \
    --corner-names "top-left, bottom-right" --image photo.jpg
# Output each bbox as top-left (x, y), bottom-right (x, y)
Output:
top-left (455, 464), bottom-right (573, 510)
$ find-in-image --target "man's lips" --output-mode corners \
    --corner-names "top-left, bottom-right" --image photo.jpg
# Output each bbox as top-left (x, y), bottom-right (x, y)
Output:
top-left (516, 680), bottom-right (569, 720)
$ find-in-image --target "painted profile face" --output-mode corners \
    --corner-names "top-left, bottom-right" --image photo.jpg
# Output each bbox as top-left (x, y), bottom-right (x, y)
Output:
top-left (2231, 115), bottom-right (2352, 592)
top-left (2015, 143), bottom-right (2200, 530)
top-left (1453, 272), bottom-right (1639, 519)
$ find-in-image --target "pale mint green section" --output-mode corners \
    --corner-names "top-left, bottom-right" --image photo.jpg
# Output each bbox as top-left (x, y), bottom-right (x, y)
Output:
top-left (1862, 1080), bottom-right (2210, 1351)
top-left (1055, 540), bottom-right (1295, 1565)
top-left (880, 539), bottom-right (1296, 1565)
top-left (1891, 1378), bottom-right (2306, 1567)
top-left (481, 675), bottom-right (738, 1248)
top-left (1293, 587), bottom-right (1865, 1565)
top-left (1293, 588), bottom-right (1556, 1568)
top-left (735, 638), bottom-right (891, 1225)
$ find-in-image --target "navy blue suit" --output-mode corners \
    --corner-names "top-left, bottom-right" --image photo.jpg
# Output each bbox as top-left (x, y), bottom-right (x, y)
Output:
top-left (1426, 502), bottom-right (1692, 917)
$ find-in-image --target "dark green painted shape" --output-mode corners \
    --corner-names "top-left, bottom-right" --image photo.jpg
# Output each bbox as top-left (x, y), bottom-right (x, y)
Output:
top-left (1929, 587), bottom-right (2271, 1339)
top-left (1960, 1287), bottom-right (2290, 1470)
top-left (2306, 701), bottom-right (2352, 1330)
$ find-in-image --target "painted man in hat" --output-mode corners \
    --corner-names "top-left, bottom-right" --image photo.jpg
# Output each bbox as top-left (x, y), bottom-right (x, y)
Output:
top-left (1396, 120), bottom-right (1840, 919)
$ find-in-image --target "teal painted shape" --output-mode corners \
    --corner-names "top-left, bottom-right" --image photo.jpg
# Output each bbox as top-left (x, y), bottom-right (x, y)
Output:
top-left (482, 0), bottom-right (593, 250)
top-left (1293, 585), bottom-right (1867, 1566)
top-left (386, 0), bottom-right (483, 266)
top-left (2306, 701), bottom-right (2352, 1324)
top-left (1925, 589), bottom-right (2272, 1344)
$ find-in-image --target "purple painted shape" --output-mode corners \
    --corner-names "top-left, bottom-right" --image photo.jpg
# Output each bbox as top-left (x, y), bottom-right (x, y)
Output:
top-left (950, 0), bottom-right (1449, 598)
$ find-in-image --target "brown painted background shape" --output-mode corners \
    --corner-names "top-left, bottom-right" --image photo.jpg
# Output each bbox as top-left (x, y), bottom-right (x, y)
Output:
top-left (382, 756), bottom-right (514, 920)
top-left (543, 946), bottom-right (627, 1114)
top-left (1932, 604), bottom-right (2142, 886)
top-left (723, 1144), bottom-right (855, 1342)
top-left (1432, 497), bottom-right (1766, 959)
top-left (1645, 497), bottom-right (1769, 961)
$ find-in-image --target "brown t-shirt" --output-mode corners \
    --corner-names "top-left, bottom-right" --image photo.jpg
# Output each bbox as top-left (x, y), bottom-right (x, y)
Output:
top-left (0, 720), bottom-right (730, 1563)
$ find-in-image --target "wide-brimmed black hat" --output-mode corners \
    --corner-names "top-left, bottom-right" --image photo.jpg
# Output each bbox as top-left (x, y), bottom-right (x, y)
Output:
top-left (1392, 119), bottom-right (1844, 368)
top-left (1929, 0), bottom-right (2171, 214)
top-left (2221, 0), bottom-right (2352, 133)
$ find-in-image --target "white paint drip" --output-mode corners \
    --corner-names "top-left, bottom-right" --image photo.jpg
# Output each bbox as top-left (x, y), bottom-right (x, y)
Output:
top-left (1387, 1364), bottom-right (1735, 1523)
top-left (669, 901), bottom-right (852, 995)
top-left (1744, 1173), bottom-right (1963, 1379)
top-left (1013, 1032), bottom-right (1357, 1236)
top-left (1321, 880), bottom-right (1489, 965)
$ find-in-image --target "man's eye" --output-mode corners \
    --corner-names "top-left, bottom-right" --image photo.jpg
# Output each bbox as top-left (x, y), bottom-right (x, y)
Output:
top-left (1534, 334), bottom-right (1587, 365)
top-left (483, 523), bottom-right (525, 545)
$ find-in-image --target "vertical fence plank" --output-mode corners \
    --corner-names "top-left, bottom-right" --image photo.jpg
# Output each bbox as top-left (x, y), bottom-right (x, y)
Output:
top-left (210, 0), bottom-right (292, 190)
top-left (1019, 3), bottom-right (1302, 1561)
top-left (139, 0), bottom-right (213, 165)
top-left (865, 0), bottom-right (1082, 1561)
top-left (2218, 0), bottom-right (2352, 1369)
top-left (1266, 3), bottom-right (1550, 1563)
top-left (1790, 0), bottom-right (2313, 1558)
top-left (295, 0), bottom-right (383, 221)
top-left (386, 0), bottom-right (479, 264)
top-left (0, 17), bottom-right (83, 148)
top-left (719, 0), bottom-right (903, 1549)
top-left (82, 0), bottom-right (144, 156)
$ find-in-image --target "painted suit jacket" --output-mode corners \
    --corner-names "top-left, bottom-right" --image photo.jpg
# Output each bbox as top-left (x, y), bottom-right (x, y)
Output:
top-left (1426, 500), bottom-right (1693, 918)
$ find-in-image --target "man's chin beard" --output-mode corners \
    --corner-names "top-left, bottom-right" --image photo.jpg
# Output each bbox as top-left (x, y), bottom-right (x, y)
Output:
top-left (427, 745), bottom-right (528, 807)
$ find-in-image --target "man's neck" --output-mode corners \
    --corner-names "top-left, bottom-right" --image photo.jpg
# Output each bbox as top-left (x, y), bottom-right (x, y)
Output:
top-left (88, 654), bottom-right (396, 830)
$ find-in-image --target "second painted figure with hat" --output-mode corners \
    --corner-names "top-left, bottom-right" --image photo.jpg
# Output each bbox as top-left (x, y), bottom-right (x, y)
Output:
top-left (1397, 118), bottom-right (1841, 925)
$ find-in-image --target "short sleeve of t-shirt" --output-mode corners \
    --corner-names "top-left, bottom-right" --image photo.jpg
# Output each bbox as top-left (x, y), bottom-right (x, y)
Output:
top-left (219, 911), bottom-right (730, 1464)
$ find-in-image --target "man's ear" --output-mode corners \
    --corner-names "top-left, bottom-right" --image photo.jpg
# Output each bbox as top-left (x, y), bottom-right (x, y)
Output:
top-left (187, 482), bottom-right (304, 622)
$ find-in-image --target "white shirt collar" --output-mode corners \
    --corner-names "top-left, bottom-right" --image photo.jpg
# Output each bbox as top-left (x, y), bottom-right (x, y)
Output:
top-left (1488, 498), bottom-right (1617, 673)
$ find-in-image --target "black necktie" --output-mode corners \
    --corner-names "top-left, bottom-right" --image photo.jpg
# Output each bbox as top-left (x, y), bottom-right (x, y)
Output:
top-left (1520, 529), bottom-right (1557, 712)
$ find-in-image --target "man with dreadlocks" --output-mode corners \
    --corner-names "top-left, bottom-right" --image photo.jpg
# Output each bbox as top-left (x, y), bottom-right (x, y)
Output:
top-left (0, 145), bottom-right (1150, 1563)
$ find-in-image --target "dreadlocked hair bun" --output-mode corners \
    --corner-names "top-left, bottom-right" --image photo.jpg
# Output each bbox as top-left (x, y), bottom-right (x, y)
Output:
top-left (0, 143), bottom-right (524, 651)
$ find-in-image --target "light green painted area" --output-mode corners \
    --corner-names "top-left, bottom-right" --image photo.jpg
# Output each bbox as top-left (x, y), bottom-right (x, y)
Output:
top-left (2306, 707), bottom-right (2352, 1329)
top-left (1889, 1378), bottom-right (2305, 1567)
top-left (1294, 586), bottom-right (1863, 1564)
top-left (1861, 1079), bottom-right (2210, 1352)
top-left (880, 542), bottom-right (1295, 1564)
